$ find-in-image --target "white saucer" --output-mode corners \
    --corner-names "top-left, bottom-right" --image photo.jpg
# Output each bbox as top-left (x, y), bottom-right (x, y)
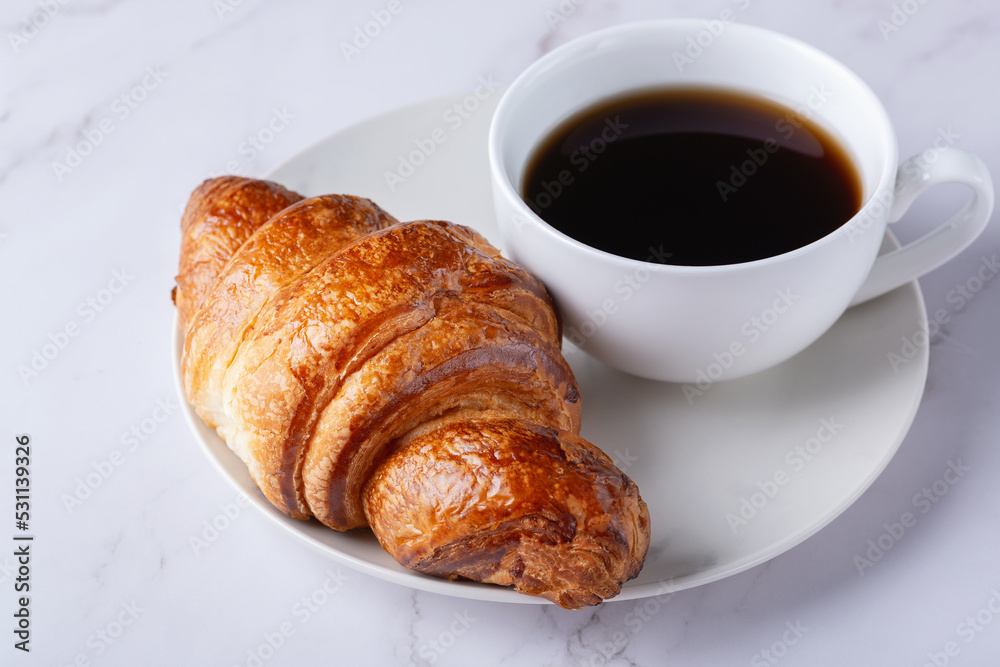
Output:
top-left (173, 92), bottom-right (929, 604)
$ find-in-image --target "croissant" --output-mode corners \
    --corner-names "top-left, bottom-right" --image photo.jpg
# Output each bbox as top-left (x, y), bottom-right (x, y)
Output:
top-left (174, 176), bottom-right (650, 608)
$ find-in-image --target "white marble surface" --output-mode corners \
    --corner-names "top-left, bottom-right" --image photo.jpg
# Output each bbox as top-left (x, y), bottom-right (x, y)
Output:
top-left (3, 0), bottom-right (1000, 665)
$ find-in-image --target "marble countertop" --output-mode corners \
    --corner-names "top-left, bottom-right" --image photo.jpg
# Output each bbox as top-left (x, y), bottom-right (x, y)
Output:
top-left (4, 0), bottom-right (1000, 665)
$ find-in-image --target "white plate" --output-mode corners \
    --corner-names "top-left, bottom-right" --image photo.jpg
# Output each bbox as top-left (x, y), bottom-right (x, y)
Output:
top-left (174, 92), bottom-right (929, 604)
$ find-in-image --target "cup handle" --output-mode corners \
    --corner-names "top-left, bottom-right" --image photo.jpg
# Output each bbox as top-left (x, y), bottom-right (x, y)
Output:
top-left (850, 147), bottom-right (994, 307)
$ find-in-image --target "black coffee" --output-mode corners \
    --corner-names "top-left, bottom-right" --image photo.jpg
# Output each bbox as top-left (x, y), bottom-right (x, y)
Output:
top-left (522, 87), bottom-right (862, 266)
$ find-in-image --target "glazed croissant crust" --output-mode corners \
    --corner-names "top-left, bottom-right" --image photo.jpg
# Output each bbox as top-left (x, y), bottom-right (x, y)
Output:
top-left (175, 176), bottom-right (649, 607)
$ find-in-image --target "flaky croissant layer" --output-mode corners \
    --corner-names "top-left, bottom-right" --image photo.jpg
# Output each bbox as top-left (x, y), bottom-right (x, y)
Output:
top-left (364, 418), bottom-right (650, 609)
top-left (175, 176), bottom-right (650, 607)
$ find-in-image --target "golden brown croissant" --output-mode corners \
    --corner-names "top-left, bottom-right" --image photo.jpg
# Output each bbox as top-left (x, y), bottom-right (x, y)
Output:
top-left (173, 175), bottom-right (303, 331)
top-left (175, 176), bottom-right (650, 608)
top-left (365, 418), bottom-right (649, 609)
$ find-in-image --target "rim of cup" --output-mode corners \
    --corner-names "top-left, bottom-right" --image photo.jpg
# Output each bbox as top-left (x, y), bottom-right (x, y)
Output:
top-left (488, 19), bottom-right (898, 275)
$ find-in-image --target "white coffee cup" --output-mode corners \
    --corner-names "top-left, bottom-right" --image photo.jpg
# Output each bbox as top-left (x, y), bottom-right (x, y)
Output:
top-left (489, 20), bottom-right (994, 383)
